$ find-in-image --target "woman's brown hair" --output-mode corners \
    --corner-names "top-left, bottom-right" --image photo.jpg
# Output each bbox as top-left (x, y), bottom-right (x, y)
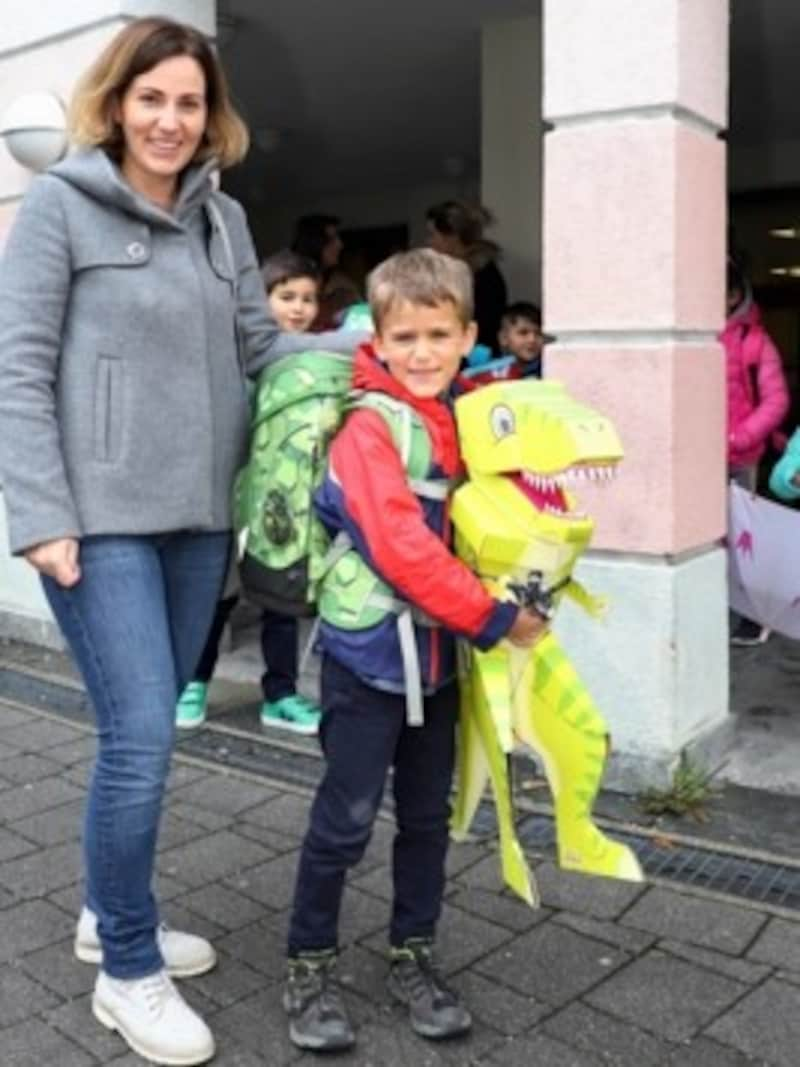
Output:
top-left (426, 200), bottom-right (495, 249)
top-left (69, 17), bottom-right (249, 168)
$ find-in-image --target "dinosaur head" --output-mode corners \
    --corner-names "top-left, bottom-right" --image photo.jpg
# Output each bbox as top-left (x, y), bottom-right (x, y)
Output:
top-left (454, 379), bottom-right (623, 536)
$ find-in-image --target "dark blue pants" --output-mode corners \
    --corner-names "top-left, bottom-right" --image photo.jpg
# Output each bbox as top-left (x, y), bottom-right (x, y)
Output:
top-left (259, 609), bottom-right (298, 702)
top-left (288, 656), bottom-right (457, 955)
top-left (193, 601), bottom-right (298, 702)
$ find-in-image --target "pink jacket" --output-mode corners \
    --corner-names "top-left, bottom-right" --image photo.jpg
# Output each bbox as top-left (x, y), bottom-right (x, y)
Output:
top-left (721, 301), bottom-right (789, 469)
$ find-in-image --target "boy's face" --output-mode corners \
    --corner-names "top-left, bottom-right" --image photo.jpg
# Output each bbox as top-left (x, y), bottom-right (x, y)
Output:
top-left (499, 317), bottom-right (543, 362)
top-left (374, 300), bottom-right (477, 399)
top-left (268, 276), bottom-right (319, 332)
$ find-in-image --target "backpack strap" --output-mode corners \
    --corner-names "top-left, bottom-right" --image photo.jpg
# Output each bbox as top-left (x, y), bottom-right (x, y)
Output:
top-left (349, 391), bottom-right (456, 499)
top-left (324, 392), bottom-right (453, 727)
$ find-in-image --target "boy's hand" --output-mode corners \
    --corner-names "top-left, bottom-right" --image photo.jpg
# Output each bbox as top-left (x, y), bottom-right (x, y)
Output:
top-left (507, 608), bottom-right (548, 648)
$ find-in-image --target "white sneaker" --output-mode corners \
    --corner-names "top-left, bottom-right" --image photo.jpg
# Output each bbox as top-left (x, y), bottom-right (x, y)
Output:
top-left (75, 907), bottom-right (217, 978)
top-left (93, 968), bottom-right (215, 1066)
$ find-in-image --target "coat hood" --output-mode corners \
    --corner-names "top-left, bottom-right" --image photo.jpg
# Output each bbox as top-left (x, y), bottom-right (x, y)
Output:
top-left (48, 147), bottom-right (217, 228)
top-left (722, 294), bottom-right (762, 339)
top-left (352, 344), bottom-right (462, 476)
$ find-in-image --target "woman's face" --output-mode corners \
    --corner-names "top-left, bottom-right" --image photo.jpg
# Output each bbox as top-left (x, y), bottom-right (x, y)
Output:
top-left (321, 225), bottom-right (343, 269)
top-left (117, 55), bottom-right (208, 196)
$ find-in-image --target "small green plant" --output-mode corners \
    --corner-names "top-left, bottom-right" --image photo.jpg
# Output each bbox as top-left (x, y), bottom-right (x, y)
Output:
top-left (638, 751), bottom-right (725, 823)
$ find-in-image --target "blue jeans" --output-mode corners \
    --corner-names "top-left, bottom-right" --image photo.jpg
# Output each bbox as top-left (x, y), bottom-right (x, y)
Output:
top-left (42, 531), bottom-right (230, 978)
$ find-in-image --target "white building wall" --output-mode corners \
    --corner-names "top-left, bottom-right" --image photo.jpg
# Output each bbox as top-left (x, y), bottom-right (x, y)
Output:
top-left (481, 13), bottom-right (543, 302)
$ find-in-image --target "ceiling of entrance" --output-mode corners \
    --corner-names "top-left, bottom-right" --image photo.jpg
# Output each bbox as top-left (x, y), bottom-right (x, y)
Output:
top-left (220, 0), bottom-right (800, 206)
top-left (730, 0), bottom-right (800, 145)
top-left (219, 0), bottom-right (536, 204)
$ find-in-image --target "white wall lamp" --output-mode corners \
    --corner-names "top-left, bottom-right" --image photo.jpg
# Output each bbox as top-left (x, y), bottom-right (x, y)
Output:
top-left (0, 92), bottom-right (68, 173)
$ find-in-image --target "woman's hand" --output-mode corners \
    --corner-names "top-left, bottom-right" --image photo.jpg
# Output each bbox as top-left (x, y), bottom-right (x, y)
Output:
top-left (25, 538), bottom-right (81, 588)
top-left (507, 607), bottom-right (549, 648)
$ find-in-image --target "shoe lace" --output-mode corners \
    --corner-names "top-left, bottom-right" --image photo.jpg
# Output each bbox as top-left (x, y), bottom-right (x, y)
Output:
top-left (139, 970), bottom-right (177, 1017)
top-left (393, 943), bottom-right (457, 1006)
top-left (292, 957), bottom-right (345, 1020)
top-left (285, 695), bottom-right (317, 717)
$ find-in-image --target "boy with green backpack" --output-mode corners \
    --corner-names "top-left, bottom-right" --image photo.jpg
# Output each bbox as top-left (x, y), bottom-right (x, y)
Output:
top-left (176, 250), bottom-right (334, 733)
top-left (281, 249), bottom-right (544, 1051)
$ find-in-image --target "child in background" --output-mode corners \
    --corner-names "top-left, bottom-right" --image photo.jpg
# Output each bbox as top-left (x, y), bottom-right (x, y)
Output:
top-left (283, 249), bottom-right (546, 1052)
top-left (498, 301), bottom-right (543, 377)
top-left (464, 301), bottom-right (543, 385)
top-left (724, 257), bottom-right (789, 646)
top-left (176, 251), bottom-right (324, 733)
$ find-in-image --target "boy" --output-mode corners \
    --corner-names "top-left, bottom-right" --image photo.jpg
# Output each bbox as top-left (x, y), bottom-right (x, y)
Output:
top-left (175, 250), bottom-right (324, 733)
top-left (499, 301), bottom-right (543, 377)
top-left (283, 249), bottom-right (546, 1051)
top-left (464, 301), bottom-right (543, 386)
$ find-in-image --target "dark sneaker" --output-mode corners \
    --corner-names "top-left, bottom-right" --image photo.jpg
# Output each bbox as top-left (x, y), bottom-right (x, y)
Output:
top-left (387, 940), bottom-right (472, 1040)
top-left (731, 620), bottom-right (770, 647)
top-left (283, 952), bottom-right (355, 1052)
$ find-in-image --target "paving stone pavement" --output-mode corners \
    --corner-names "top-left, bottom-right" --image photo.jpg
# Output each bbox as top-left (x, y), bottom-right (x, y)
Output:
top-left (1, 700), bottom-right (799, 1066)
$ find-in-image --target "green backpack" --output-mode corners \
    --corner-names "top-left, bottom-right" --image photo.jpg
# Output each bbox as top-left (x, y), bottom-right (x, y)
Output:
top-left (235, 350), bottom-right (353, 615)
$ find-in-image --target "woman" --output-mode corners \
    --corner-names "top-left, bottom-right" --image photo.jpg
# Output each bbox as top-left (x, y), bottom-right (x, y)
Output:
top-left (0, 18), bottom-right (362, 1066)
top-left (426, 199), bottom-right (508, 352)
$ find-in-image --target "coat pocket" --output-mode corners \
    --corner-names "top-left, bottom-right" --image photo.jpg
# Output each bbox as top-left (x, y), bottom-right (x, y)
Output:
top-left (93, 355), bottom-right (124, 463)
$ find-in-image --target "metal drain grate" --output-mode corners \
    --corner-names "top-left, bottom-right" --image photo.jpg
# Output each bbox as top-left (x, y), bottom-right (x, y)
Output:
top-left (472, 806), bottom-right (800, 912)
top-left (2, 665), bottom-right (799, 914)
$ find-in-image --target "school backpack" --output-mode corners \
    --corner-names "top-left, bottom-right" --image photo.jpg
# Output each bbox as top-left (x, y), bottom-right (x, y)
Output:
top-left (235, 349), bottom-right (354, 615)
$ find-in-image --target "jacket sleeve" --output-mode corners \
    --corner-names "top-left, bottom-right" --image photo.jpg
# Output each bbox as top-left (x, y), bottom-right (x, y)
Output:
top-left (222, 199), bottom-right (368, 376)
top-left (733, 331), bottom-right (789, 451)
top-left (0, 177), bottom-right (83, 554)
top-left (329, 410), bottom-right (518, 648)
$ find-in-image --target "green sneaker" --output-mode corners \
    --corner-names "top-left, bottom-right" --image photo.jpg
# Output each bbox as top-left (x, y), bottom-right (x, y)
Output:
top-left (175, 681), bottom-right (208, 729)
top-left (260, 694), bottom-right (321, 735)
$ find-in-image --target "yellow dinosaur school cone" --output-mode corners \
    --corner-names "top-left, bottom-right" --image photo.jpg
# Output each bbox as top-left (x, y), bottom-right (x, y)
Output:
top-left (450, 380), bottom-right (644, 905)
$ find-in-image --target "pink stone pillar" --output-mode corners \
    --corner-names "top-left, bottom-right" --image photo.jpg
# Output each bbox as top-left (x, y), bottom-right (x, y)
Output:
top-left (543, 0), bottom-right (731, 787)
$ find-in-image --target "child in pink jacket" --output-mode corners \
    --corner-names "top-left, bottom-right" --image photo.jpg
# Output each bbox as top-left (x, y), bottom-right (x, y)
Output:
top-left (724, 260), bottom-right (789, 645)
top-left (724, 261), bottom-right (789, 485)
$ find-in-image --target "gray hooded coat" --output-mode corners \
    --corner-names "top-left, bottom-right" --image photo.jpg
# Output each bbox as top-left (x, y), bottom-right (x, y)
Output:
top-left (0, 149), bottom-right (361, 555)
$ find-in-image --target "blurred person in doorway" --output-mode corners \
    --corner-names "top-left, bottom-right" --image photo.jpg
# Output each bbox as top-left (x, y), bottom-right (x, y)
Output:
top-left (426, 198), bottom-right (508, 353)
top-left (724, 256), bottom-right (789, 646)
top-left (292, 212), bottom-right (361, 327)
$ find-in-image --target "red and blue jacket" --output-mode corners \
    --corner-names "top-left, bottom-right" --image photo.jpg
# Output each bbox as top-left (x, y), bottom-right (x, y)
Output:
top-left (314, 345), bottom-right (518, 694)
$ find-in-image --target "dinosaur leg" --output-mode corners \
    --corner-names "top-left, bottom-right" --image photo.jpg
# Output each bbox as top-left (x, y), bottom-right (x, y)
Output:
top-left (451, 660), bottom-right (490, 841)
top-left (513, 633), bottom-right (643, 882)
top-left (466, 648), bottom-right (540, 906)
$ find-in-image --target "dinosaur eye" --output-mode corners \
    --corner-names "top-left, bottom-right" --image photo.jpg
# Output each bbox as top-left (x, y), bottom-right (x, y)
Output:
top-left (491, 404), bottom-right (516, 439)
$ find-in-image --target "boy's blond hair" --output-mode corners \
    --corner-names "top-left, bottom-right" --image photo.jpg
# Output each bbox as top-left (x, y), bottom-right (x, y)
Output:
top-left (368, 248), bottom-right (474, 331)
